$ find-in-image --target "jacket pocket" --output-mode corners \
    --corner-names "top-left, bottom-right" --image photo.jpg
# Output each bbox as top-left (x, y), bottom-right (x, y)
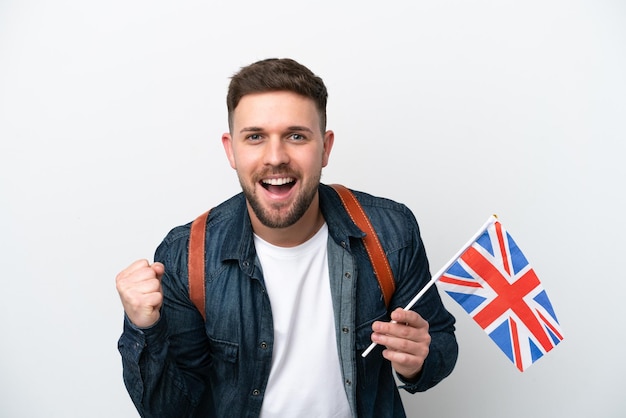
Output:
top-left (209, 337), bottom-right (238, 363)
top-left (355, 310), bottom-right (387, 351)
top-left (355, 310), bottom-right (387, 393)
top-left (208, 337), bottom-right (239, 389)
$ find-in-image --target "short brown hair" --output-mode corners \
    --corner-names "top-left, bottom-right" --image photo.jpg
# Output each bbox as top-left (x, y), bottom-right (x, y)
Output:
top-left (226, 58), bottom-right (328, 133)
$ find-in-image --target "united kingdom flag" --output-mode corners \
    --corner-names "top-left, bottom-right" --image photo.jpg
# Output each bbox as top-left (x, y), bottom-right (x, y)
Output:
top-left (438, 217), bottom-right (564, 371)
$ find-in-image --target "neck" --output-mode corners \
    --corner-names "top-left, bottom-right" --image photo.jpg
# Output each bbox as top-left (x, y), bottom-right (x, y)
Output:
top-left (249, 194), bottom-right (325, 248)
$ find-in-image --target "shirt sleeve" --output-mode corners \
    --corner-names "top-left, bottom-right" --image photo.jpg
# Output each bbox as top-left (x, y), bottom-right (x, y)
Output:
top-left (396, 285), bottom-right (459, 393)
top-left (117, 230), bottom-right (212, 417)
top-left (391, 209), bottom-right (459, 393)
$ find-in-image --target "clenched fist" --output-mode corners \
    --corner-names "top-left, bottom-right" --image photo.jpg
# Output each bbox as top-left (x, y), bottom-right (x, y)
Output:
top-left (116, 259), bottom-right (165, 328)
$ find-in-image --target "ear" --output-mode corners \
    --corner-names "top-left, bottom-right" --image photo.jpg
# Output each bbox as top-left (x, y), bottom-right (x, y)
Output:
top-left (322, 130), bottom-right (334, 167)
top-left (221, 133), bottom-right (237, 169)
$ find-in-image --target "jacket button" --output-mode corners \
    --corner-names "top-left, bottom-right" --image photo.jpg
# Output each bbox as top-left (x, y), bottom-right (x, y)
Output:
top-left (342, 327), bottom-right (349, 334)
top-left (345, 379), bottom-right (352, 386)
top-left (344, 272), bottom-right (351, 279)
top-left (252, 389), bottom-right (261, 396)
top-left (260, 341), bottom-right (268, 349)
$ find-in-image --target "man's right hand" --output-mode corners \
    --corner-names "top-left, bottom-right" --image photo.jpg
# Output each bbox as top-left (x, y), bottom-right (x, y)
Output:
top-left (116, 259), bottom-right (165, 328)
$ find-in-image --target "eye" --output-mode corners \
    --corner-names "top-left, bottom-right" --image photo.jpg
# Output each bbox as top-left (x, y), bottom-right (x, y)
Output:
top-left (290, 133), bottom-right (305, 141)
top-left (246, 134), bottom-right (262, 141)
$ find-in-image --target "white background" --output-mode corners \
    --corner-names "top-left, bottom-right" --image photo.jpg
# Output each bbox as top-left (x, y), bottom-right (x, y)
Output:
top-left (1, 1), bottom-right (625, 417)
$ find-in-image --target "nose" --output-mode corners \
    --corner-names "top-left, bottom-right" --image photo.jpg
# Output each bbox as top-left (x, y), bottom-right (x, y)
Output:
top-left (263, 137), bottom-right (290, 167)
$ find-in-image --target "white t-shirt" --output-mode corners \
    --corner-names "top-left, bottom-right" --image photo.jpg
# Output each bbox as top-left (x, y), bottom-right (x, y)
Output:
top-left (254, 223), bottom-right (351, 418)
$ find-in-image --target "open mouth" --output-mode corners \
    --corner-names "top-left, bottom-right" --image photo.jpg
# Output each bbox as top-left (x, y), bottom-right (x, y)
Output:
top-left (261, 177), bottom-right (296, 195)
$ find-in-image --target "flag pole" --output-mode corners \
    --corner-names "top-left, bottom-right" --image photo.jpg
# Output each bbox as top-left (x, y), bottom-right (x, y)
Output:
top-left (361, 214), bottom-right (498, 358)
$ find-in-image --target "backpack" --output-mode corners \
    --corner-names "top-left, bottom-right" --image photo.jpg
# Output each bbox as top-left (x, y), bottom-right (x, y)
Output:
top-left (187, 184), bottom-right (395, 320)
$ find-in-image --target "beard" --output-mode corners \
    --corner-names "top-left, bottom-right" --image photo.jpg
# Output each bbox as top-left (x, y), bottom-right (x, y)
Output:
top-left (238, 167), bottom-right (321, 229)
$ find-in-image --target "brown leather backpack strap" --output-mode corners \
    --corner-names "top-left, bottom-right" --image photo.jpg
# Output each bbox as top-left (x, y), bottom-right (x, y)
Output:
top-left (330, 184), bottom-right (396, 307)
top-left (188, 210), bottom-right (210, 320)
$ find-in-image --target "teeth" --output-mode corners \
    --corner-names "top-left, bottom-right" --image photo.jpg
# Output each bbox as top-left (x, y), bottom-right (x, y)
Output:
top-left (262, 177), bottom-right (294, 186)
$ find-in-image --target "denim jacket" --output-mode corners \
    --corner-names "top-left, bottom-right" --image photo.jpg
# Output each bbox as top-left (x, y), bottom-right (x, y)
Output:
top-left (118, 184), bottom-right (458, 418)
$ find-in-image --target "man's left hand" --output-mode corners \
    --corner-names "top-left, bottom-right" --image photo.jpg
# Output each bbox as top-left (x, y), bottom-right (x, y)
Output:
top-left (371, 308), bottom-right (431, 380)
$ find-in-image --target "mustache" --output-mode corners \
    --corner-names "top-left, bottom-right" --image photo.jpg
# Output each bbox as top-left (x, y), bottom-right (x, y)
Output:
top-left (255, 165), bottom-right (299, 180)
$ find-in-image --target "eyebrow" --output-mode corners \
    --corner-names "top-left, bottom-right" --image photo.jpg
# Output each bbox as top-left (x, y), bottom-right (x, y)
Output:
top-left (239, 126), bottom-right (314, 134)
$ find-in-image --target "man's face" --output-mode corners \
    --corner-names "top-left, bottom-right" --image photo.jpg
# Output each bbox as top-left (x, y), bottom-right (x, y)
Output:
top-left (222, 91), bottom-right (334, 229)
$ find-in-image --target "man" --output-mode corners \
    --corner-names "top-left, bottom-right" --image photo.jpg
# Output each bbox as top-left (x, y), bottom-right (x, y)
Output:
top-left (116, 58), bottom-right (458, 417)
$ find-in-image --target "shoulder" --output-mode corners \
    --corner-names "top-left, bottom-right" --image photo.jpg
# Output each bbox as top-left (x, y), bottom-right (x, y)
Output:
top-left (320, 184), bottom-right (422, 252)
top-left (321, 182), bottom-right (412, 211)
top-left (154, 193), bottom-right (247, 264)
top-left (353, 188), bottom-right (420, 250)
top-left (350, 189), bottom-right (413, 217)
top-left (321, 184), bottom-right (419, 227)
